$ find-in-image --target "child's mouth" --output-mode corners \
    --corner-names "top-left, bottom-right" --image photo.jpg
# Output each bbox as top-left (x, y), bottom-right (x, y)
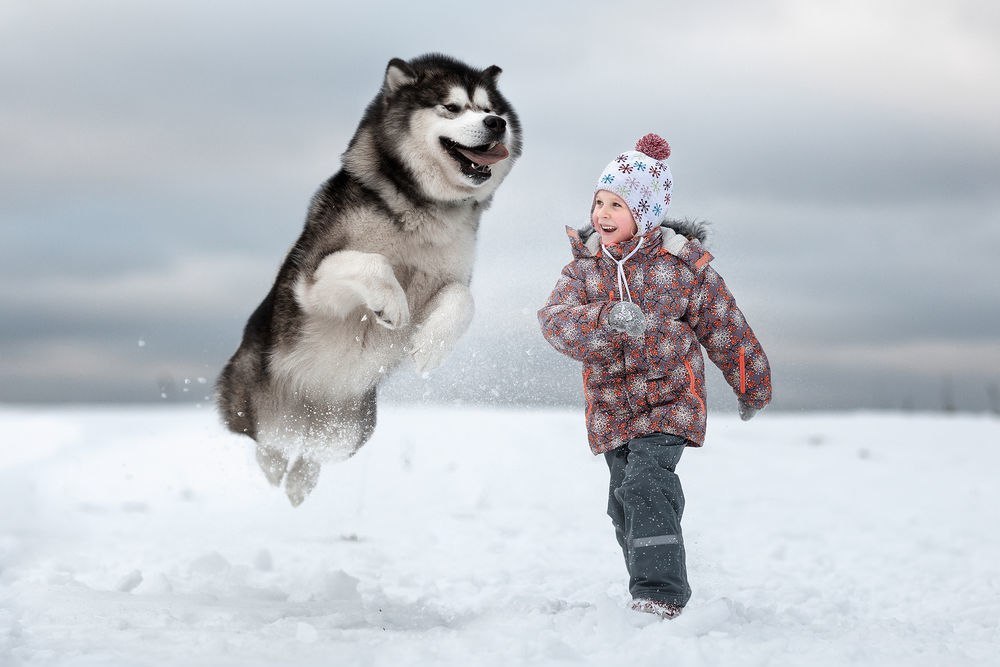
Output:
top-left (599, 224), bottom-right (617, 234)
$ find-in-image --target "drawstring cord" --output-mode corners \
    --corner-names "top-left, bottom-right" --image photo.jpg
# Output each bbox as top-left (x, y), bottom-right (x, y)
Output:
top-left (602, 237), bottom-right (644, 303)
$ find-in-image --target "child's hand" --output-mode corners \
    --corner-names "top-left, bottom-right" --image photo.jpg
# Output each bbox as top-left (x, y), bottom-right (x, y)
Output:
top-left (607, 301), bottom-right (646, 338)
top-left (738, 400), bottom-right (758, 421)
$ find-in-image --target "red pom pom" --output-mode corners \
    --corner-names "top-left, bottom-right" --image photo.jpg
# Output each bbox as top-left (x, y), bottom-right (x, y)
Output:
top-left (635, 133), bottom-right (671, 160)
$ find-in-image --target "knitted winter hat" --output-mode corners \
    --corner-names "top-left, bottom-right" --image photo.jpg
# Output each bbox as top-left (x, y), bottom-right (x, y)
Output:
top-left (594, 133), bottom-right (673, 235)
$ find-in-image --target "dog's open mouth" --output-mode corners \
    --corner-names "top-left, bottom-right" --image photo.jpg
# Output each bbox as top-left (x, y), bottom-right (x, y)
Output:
top-left (440, 138), bottom-right (510, 182)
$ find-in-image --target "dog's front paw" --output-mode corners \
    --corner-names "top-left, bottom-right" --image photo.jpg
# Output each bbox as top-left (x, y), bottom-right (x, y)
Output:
top-left (366, 282), bottom-right (411, 330)
top-left (409, 325), bottom-right (452, 375)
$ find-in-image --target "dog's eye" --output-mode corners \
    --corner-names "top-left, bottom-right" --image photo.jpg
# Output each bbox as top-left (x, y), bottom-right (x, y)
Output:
top-left (444, 104), bottom-right (461, 113)
top-left (482, 108), bottom-right (492, 114)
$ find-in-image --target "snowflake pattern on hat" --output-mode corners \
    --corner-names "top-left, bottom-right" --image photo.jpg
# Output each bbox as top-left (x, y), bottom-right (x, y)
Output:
top-left (595, 134), bottom-right (673, 235)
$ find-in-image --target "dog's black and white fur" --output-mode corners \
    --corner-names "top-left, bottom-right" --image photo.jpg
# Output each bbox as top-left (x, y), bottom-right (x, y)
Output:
top-left (217, 54), bottom-right (521, 505)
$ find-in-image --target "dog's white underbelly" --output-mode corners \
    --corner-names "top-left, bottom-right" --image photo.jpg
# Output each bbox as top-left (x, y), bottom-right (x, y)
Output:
top-left (270, 313), bottom-right (409, 401)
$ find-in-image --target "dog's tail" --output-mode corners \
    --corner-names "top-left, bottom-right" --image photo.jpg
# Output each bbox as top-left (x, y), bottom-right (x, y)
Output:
top-left (216, 345), bottom-right (260, 440)
top-left (216, 292), bottom-right (277, 440)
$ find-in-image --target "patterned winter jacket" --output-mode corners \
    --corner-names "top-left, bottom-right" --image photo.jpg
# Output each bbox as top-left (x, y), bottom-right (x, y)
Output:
top-left (538, 222), bottom-right (772, 455)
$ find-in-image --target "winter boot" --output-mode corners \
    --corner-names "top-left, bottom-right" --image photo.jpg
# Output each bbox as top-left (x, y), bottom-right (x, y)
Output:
top-left (630, 598), bottom-right (683, 620)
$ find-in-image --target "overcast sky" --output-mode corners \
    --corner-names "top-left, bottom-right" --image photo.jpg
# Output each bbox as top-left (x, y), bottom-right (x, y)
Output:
top-left (2, 0), bottom-right (998, 411)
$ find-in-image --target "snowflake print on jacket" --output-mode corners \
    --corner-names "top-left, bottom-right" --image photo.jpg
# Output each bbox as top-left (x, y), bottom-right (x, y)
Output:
top-left (538, 223), bottom-right (772, 454)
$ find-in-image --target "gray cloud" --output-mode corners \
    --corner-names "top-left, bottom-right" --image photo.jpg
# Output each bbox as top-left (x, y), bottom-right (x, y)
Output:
top-left (1, 0), bottom-right (999, 410)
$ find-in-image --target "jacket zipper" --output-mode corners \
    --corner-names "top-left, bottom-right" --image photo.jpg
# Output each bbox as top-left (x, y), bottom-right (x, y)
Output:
top-left (583, 367), bottom-right (594, 421)
top-left (683, 358), bottom-right (706, 415)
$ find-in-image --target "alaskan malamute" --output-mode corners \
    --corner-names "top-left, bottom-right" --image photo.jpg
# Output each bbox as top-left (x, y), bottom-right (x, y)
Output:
top-left (217, 54), bottom-right (521, 505)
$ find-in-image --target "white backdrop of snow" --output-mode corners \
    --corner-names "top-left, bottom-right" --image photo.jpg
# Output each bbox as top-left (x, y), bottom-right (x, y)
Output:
top-left (1, 406), bottom-right (999, 666)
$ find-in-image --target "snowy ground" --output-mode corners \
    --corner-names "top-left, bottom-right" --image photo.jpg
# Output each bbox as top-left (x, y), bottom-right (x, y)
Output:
top-left (1, 405), bottom-right (999, 666)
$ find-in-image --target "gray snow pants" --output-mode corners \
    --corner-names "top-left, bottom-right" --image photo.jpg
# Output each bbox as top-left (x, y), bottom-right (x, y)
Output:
top-left (604, 432), bottom-right (691, 607)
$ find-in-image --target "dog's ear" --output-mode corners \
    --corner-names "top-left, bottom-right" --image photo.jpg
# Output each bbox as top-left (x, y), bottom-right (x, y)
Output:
top-left (385, 58), bottom-right (417, 93)
top-left (482, 65), bottom-right (502, 85)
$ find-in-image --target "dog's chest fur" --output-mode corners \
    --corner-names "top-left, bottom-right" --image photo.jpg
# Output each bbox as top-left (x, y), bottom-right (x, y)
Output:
top-left (353, 205), bottom-right (478, 303)
top-left (275, 204), bottom-right (479, 400)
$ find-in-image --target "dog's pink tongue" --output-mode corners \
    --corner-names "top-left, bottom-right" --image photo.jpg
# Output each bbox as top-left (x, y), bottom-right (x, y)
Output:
top-left (457, 143), bottom-right (510, 165)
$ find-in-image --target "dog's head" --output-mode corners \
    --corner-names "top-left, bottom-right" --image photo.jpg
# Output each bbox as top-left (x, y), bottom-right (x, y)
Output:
top-left (346, 54), bottom-right (522, 205)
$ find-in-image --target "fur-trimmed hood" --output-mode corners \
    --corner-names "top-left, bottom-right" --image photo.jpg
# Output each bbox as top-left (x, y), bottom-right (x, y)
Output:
top-left (566, 219), bottom-right (710, 260)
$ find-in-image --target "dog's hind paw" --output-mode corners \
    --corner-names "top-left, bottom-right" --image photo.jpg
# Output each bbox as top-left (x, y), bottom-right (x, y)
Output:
top-left (256, 445), bottom-right (289, 486)
top-left (284, 457), bottom-right (321, 507)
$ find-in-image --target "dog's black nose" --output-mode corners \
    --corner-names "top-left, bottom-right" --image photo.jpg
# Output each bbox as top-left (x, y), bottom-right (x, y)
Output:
top-left (484, 115), bottom-right (506, 134)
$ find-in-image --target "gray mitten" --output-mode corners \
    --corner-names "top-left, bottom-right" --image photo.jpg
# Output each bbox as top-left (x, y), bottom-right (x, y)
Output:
top-left (607, 301), bottom-right (647, 338)
top-left (738, 400), bottom-right (758, 422)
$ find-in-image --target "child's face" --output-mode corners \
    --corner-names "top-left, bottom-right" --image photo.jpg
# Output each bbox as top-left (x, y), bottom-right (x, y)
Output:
top-left (592, 190), bottom-right (637, 246)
